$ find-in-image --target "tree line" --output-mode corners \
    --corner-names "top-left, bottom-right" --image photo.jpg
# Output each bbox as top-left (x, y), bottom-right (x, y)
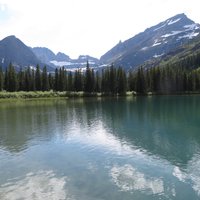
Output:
top-left (1, 60), bottom-right (200, 94)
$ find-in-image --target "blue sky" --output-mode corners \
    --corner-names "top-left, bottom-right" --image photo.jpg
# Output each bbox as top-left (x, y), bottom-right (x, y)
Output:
top-left (0, 0), bottom-right (200, 58)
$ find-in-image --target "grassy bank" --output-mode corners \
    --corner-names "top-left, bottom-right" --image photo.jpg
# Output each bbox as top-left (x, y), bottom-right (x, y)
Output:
top-left (1, 90), bottom-right (198, 100)
top-left (0, 91), bottom-right (67, 99)
top-left (0, 91), bottom-right (136, 99)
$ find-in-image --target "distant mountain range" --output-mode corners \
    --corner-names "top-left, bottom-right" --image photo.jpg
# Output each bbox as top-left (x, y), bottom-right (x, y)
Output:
top-left (31, 47), bottom-right (100, 71)
top-left (1, 13), bottom-right (200, 72)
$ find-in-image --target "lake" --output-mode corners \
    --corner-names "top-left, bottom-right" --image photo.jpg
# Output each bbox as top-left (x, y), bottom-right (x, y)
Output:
top-left (0, 96), bottom-right (200, 200)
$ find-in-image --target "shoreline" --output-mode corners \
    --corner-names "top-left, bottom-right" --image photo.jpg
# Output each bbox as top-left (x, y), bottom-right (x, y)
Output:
top-left (0, 91), bottom-right (200, 100)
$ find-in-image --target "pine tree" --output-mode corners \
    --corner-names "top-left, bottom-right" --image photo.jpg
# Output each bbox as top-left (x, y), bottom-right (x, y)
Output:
top-left (7, 63), bottom-right (18, 92)
top-left (25, 67), bottom-right (32, 91)
top-left (117, 67), bottom-right (127, 95)
top-left (74, 69), bottom-right (83, 91)
top-left (31, 69), bottom-right (36, 91)
top-left (84, 61), bottom-right (94, 93)
top-left (67, 71), bottom-right (73, 91)
top-left (54, 68), bottom-right (59, 91)
top-left (48, 73), bottom-right (54, 90)
top-left (109, 64), bottom-right (117, 94)
top-left (58, 67), bottom-right (66, 91)
top-left (128, 71), bottom-right (135, 91)
top-left (18, 67), bottom-right (25, 91)
top-left (95, 71), bottom-right (100, 92)
top-left (42, 66), bottom-right (50, 91)
top-left (4, 68), bottom-right (8, 91)
top-left (135, 67), bottom-right (146, 94)
top-left (35, 64), bottom-right (42, 91)
top-left (0, 66), bottom-right (4, 91)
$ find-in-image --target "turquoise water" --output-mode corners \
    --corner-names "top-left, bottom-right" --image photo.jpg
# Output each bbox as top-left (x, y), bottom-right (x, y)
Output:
top-left (0, 96), bottom-right (200, 199)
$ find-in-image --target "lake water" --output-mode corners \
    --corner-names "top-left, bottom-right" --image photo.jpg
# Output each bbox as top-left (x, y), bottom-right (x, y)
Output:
top-left (0, 96), bottom-right (200, 200)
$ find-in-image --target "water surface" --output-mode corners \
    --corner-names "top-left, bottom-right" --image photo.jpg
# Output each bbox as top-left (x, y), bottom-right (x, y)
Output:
top-left (0, 96), bottom-right (200, 199)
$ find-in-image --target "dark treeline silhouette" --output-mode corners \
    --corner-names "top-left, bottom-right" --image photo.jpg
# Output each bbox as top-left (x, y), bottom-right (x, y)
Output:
top-left (1, 59), bottom-right (200, 95)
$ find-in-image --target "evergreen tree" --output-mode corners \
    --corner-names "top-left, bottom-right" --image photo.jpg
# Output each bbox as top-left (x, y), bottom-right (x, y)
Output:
top-left (48, 73), bottom-right (54, 90)
top-left (24, 67), bottom-right (32, 91)
top-left (117, 67), bottom-right (127, 95)
top-left (95, 71), bottom-right (100, 92)
top-left (54, 68), bottom-right (59, 91)
top-left (18, 67), bottom-right (25, 91)
top-left (42, 66), bottom-right (50, 91)
top-left (4, 68), bottom-right (8, 91)
top-left (6, 63), bottom-right (18, 92)
top-left (67, 71), bottom-right (73, 91)
top-left (58, 67), bottom-right (66, 91)
top-left (109, 64), bottom-right (117, 94)
top-left (74, 69), bottom-right (83, 91)
top-left (151, 67), bottom-right (161, 92)
top-left (128, 71), bottom-right (135, 91)
top-left (135, 67), bottom-right (146, 94)
top-left (101, 69), bottom-right (106, 93)
top-left (35, 64), bottom-right (42, 91)
top-left (0, 66), bottom-right (4, 91)
top-left (31, 69), bottom-right (36, 91)
top-left (84, 61), bottom-right (94, 93)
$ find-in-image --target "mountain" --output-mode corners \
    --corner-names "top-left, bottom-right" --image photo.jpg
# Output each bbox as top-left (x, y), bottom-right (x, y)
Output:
top-left (100, 13), bottom-right (200, 70)
top-left (31, 47), bottom-right (56, 64)
top-left (32, 47), bottom-right (100, 71)
top-left (0, 35), bottom-right (53, 71)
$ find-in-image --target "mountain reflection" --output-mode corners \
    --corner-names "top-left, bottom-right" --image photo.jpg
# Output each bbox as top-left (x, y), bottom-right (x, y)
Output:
top-left (0, 96), bottom-right (200, 167)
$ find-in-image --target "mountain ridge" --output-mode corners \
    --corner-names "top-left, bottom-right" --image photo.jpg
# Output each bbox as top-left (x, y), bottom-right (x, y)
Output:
top-left (0, 35), bottom-right (55, 71)
top-left (100, 13), bottom-right (200, 70)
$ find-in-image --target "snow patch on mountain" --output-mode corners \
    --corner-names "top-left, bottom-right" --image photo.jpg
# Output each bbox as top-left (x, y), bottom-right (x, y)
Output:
top-left (154, 23), bottom-right (166, 31)
top-left (141, 47), bottom-right (149, 51)
top-left (153, 53), bottom-right (164, 58)
top-left (152, 42), bottom-right (162, 47)
top-left (50, 60), bottom-right (73, 67)
top-left (161, 31), bottom-right (182, 38)
top-left (168, 18), bottom-right (181, 25)
top-left (184, 24), bottom-right (200, 31)
top-left (178, 32), bottom-right (199, 40)
top-left (50, 60), bottom-right (96, 67)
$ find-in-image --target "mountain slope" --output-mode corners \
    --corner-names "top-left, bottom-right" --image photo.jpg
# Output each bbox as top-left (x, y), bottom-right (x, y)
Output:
top-left (100, 13), bottom-right (200, 70)
top-left (31, 47), bottom-right (56, 64)
top-left (0, 36), bottom-right (50, 70)
top-left (143, 34), bottom-right (200, 70)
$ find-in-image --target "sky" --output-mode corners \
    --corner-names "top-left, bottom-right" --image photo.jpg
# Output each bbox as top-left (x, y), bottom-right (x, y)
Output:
top-left (0, 0), bottom-right (200, 59)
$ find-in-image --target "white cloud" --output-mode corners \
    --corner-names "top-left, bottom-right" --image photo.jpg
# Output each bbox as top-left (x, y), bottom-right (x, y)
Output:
top-left (0, 0), bottom-right (200, 58)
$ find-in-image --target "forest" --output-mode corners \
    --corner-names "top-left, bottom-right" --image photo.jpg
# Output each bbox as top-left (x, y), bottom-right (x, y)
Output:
top-left (1, 59), bottom-right (200, 95)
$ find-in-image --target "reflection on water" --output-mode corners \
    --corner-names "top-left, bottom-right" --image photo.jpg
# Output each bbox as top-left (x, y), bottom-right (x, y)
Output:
top-left (0, 96), bottom-right (200, 199)
top-left (110, 164), bottom-right (164, 194)
top-left (0, 170), bottom-right (69, 200)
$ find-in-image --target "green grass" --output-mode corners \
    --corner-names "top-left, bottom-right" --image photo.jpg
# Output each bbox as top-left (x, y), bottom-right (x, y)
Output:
top-left (0, 91), bottom-right (67, 99)
top-left (0, 91), bottom-right (135, 99)
top-left (1, 90), bottom-right (199, 100)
